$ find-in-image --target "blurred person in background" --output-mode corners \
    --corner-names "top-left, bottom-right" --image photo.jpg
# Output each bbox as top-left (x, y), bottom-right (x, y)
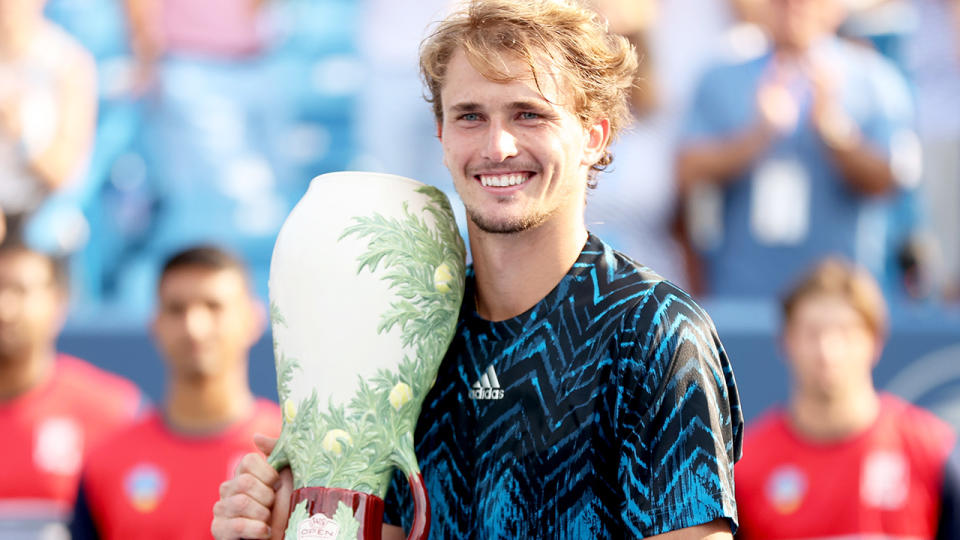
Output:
top-left (904, 0), bottom-right (960, 301)
top-left (0, 242), bottom-right (141, 539)
top-left (69, 246), bottom-right (280, 539)
top-left (119, 0), bottom-right (291, 306)
top-left (584, 0), bottom-right (735, 288)
top-left (675, 0), bottom-right (921, 297)
top-left (0, 0), bottom-right (97, 243)
top-left (735, 257), bottom-right (960, 538)
top-left (355, 0), bottom-right (457, 204)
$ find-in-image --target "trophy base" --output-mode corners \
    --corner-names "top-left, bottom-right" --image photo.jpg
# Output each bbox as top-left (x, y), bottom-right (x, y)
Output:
top-left (288, 486), bottom-right (384, 540)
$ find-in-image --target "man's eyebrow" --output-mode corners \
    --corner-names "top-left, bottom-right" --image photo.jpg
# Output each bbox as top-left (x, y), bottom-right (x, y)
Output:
top-left (506, 99), bottom-right (552, 111)
top-left (448, 99), bottom-right (554, 113)
top-left (449, 102), bottom-right (483, 113)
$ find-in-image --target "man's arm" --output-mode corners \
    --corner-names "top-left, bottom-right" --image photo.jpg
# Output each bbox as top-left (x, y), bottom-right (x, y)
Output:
top-left (618, 282), bottom-right (743, 537)
top-left (648, 518), bottom-right (732, 540)
top-left (381, 524), bottom-right (404, 540)
top-left (676, 72), bottom-right (797, 193)
top-left (27, 44), bottom-right (96, 191)
top-left (806, 54), bottom-right (918, 197)
top-left (123, 0), bottom-right (164, 92)
top-left (675, 122), bottom-right (772, 193)
top-left (811, 96), bottom-right (897, 196)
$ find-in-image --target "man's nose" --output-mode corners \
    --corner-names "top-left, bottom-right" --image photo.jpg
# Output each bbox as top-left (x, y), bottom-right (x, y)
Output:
top-left (183, 306), bottom-right (213, 339)
top-left (482, 121), bottom-right (518, 162)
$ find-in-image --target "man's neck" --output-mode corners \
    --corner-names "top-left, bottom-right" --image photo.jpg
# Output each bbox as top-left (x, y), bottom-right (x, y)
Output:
top-left (0, 347), bottom-right (55, 401)
top-left (468, 217), bottom-right (588, 322)
top-left (788, 384), bottom-right (881, 442)
top-left (163, 368), bottom-right (255, 434)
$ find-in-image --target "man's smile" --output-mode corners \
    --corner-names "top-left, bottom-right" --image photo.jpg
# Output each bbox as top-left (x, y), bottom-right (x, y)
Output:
top-left (476, 172), bottom-right (533, 188)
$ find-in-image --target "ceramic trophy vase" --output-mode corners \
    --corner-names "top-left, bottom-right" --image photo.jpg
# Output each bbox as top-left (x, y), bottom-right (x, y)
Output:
top-left (268, 172), bottom-right (466, 540)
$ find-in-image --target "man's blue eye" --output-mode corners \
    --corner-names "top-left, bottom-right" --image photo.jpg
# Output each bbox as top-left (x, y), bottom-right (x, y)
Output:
top-left (520, 112), bottom-right (539, 120)
top-left (461, 113), bottom-right (480, 121)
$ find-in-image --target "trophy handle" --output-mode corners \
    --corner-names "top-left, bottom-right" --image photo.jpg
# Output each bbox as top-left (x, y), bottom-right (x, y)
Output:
top-left (405, 472), bottom-right (430, 540)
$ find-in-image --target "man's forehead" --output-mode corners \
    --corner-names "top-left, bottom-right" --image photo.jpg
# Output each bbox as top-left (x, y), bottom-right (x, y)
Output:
top-left (0, 251), bottom-right (54, 282)
top-left (442, 47), bottom-right (570, 106)
top-left (159, 266), bottom-right (248, 296)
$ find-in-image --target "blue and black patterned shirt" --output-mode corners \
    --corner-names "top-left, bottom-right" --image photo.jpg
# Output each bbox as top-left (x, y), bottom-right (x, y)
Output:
top-left (385, 233), bottom-right (743, 537)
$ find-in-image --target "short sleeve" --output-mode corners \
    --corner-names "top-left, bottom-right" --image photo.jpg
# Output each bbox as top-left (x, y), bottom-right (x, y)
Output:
top-left (937, 441), bottom-right (960, 540)
top-left (617, 282), bottom-right (743, 537)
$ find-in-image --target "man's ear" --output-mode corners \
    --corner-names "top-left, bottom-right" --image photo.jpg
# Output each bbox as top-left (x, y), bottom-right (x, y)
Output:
top-left (436, 120), bottom-right (443, 140)
top-left (248, 297), bottom-right (267, 347)
top-left (582, 118), bottom-right (610, 166)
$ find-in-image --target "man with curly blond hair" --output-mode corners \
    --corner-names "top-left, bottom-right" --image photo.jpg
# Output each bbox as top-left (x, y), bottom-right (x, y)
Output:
top-left (212, 1), bottom-right (742, 538)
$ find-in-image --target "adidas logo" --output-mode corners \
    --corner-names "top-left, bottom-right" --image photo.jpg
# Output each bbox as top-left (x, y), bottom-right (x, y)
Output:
top-left (469, 364), bottom-right (505, 400)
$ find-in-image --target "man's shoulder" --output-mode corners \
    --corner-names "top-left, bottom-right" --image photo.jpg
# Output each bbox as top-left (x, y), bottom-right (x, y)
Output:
top-left (585, 234), bottom-right (679, 295)
top-left (248, 398), bottom-right (283, 437)
top-left (878, 393), bottom-right (956, 453)
top-left (54, 354), bottom-right (142, 409)
top-left (692, 51), bottom-right (768, 91)
top-left (830, 38), bottom-right (910, 95)
top-left (586, 236), bottom-right (718, 346)
top-left (32, 22), bottom-right (95, 72)
top-left (743, 408), bottom-right (789, 448)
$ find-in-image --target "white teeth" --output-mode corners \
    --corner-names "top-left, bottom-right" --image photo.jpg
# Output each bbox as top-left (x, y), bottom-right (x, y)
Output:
top-left (479, 173), bottom-right (527, 187)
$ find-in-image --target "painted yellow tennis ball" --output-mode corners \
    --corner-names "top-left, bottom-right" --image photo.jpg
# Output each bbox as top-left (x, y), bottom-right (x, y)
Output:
top-left (434, 263), bottom-right (454, 293)
top-left (283, 399), bottom-right (297, 423)
top-left (321, 429), bottom-right (351, 456)
top-left (389, 382), bottom-right (413, 410)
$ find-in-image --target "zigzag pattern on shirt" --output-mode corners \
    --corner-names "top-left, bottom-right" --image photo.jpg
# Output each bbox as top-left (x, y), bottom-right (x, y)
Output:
top-left (386, 234), bottom-right (742, 538)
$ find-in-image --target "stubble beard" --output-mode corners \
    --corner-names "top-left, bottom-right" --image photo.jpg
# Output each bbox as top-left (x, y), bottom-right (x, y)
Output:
top-left (465, 200), bottom-right (556, 235)
top-left (0, 333), bottom-right (30, 366)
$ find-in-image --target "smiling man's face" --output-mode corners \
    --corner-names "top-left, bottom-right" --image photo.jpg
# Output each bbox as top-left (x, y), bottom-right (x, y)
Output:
top-left (437, 48), bottom-right (607, 235)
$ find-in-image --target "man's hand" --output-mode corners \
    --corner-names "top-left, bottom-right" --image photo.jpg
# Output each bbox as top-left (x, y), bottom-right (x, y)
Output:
top-left (756, 55), bottom-right (801, 135)
top-left (211, 434), bottom-right (292, 540)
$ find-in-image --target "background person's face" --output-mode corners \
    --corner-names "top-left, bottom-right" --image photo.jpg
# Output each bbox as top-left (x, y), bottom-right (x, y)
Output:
top-left (152, 267), bottom-right (258, 381)
top-left (783, 293), bottom-right (879, 399)
top-left (0, 0), bottom-right (47, 32)
top-left (768, 0), bottom-right (838, 51)
top-left (0, 251), bottom-right (63, 362)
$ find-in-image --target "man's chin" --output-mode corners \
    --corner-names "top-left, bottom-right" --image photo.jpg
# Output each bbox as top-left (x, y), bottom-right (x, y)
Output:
top-left (0, 341), bottom-right (28, 365)
top-left (468, 210), bottom-right (546, 235)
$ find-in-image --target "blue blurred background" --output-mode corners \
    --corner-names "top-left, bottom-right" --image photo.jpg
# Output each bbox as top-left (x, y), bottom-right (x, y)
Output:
top-left (12, 0), bottom-right (959, 427)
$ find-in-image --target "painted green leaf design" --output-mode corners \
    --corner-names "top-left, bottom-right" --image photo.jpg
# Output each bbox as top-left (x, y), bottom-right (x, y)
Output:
top-left (285, 499), bottom-right (310, 540)
top-left (270, 185), bottom-right (465, 498)
top-left (333, 501), bottom-right (361, 540)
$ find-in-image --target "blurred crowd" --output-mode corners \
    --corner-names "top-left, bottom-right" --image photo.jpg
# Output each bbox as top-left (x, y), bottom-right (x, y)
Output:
top-left (0, 0), bottom-right (958, 312)
top-left (1, 0), bottom-right (960, 538)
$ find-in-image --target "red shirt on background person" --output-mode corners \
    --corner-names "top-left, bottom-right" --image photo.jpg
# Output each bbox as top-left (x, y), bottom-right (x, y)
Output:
top-left (0, 244), bottom-right (142, 537)
top-left (69, 246), bottom-right (281, 540)
top-left (735, 258), bottom-right (960, 539)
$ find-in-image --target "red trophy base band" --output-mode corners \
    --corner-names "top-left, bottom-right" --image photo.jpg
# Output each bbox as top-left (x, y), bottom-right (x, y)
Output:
top-left (286, 473), bottom-right (430, 540)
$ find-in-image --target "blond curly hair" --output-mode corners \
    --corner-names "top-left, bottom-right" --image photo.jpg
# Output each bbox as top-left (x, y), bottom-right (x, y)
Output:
top-left (420, 0), bottom-right (638, 184)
